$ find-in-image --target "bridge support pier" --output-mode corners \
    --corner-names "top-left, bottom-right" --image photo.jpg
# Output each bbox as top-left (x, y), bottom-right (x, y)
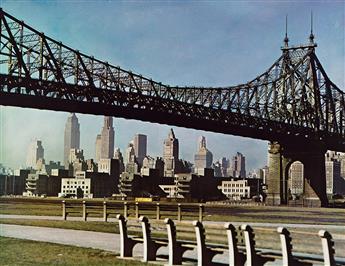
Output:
top-left (266, 141), bottom-right (328, 207)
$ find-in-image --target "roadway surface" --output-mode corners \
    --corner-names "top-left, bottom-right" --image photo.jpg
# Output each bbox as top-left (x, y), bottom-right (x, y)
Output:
top-left (1, 214), bottom-right (344, 231)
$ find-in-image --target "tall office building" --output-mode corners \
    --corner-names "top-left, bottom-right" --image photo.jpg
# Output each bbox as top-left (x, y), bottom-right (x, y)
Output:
top-left (163, 129), bottom-right (179, 176)
top-left (114, 148), bottom-right (125, 173)
top-left (69, 148), bottom-right (84, 163)
top-left (95, 116), bottom-right (115, 162)
top-left (95, 134), bottom-right (102, 163)
top-left (231, 152), bottom-right (246, 178)
top-left (101, 117), bottom-right (115, 159)
top-left (288, 161), bottom-right (304, 196)
top-left (69, 148), bottom-right (87, 175)
top-left (334, 152), bottom-right (345, 180)
top-left (325, 151), bottom-right (345, 196)
top-left (125, 142), bottom-right (136, 165)
top-left (214, 157), bottom-right (229, 177)
top-left (194, 136), bottom-right (213, 174)
top-left (141, 156), bottom-right (165, 176)
top-left (26, 140), bottom-right (44, 169)
top-left (340, 155), bottom-right (345, 180)
top-left (124, 143), bottom-right (139, 174)
top-left (64, 113), bottom-right (80, 168)
top-left (325, 160), bottom-right (342, 195)
top-left (133, 134), bottom-right (147, 166)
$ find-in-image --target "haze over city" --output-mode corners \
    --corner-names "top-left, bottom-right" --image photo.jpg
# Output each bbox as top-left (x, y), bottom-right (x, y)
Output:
top-left (0, 1), bottom-right (344, 170)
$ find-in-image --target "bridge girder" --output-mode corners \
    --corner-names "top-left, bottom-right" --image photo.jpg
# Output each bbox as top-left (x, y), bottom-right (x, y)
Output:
top-left (0, 9), bottom-right (344, 151)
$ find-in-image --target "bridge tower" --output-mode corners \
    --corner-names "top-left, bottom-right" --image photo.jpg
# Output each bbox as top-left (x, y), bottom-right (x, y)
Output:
top-left (266, 141), bottom-right (328, 207)
top-left (266, 18), bottom-right (330, 207)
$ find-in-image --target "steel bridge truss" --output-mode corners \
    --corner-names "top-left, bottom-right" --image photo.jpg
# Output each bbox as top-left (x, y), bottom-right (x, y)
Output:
top-left (0, 9), bottom-right (344, 150)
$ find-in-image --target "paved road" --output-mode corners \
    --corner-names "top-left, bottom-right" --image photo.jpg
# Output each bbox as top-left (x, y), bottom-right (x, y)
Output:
top-left (0, 223), bottom-right (120, 252)
top-left (1, 214), bottom-right (344, 231)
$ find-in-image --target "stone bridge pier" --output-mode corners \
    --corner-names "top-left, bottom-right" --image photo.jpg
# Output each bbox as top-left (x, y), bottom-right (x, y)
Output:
top-left (266, 141), bottom-right (328, 207)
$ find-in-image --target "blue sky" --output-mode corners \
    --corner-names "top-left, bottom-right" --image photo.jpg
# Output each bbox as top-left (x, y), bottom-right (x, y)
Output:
top-left (0, 1), bottom-right (344, 170)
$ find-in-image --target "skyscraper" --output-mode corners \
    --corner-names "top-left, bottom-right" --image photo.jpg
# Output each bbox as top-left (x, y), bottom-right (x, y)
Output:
top-left (124, 142), bottom-right (139, 174)
top-left (325, 160), bottom-right (342, 196)
top-left (163, 129), bottom-right (179, 176)
top-left (325, 151), bottom-right (345, 196)
top-left (133, 134), bottom-right (147, 166)
top-left (125, 142), bottom-right (136, 165)
top-left (214, 157), bottom-right (229, 177)
top-left (340, 153), bottom-right (345, 180)
top-left (95, 116), bottom-right (115, 162)
top-left (194, 136), bottom-right (213, 174)
top-left (26, 140), bottom-right (44, 169)
top-left (114, 148), bottom-right (125, 173)
top-left (64, 113), bottom-right (80, 168)
top-left (231, 152), bottom-right (246, 178)
top-left (95, 134), bottom-right (102, 162)
top-left (69, 148), bottom-right (87, 175)
top-left (288, 161), bottom-right (304, 196)
top-left (332, 152), bottom-right (345, 180)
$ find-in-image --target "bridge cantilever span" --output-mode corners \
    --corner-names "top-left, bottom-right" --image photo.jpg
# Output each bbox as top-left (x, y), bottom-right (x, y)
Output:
top-left (0, 8), bottom-right (344, 151)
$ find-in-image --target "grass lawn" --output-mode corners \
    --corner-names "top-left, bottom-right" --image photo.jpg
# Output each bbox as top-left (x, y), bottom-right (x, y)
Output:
top-left (0, 218), bottom-right (119, 233)
top-left (0, 203), bottom-right (62, 216)
top-left (0, 236), bottom-right (154, 265)
top-left (1, 199), bottom-right (345, 225)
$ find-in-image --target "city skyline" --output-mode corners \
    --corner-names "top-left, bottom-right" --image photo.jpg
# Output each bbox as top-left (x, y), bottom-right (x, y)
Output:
top-left (0, 1), bottom-right (343, 170)
top-left (2, 109), bottom-right (270, 171)
top-left (4, 112), bottom-right (260, 174)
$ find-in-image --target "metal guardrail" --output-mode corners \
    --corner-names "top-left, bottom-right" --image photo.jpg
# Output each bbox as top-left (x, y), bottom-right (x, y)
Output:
top-left (62, 200), bottom-right (204, 222)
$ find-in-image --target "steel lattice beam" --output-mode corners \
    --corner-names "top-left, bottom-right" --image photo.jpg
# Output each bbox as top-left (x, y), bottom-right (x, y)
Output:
top-left (0, 9), bottom-right (344, 151)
